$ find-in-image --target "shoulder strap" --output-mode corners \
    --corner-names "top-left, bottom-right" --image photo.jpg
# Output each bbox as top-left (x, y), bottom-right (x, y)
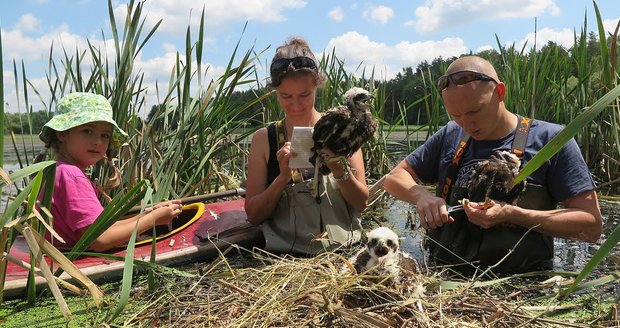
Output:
top-left (440, 132), bottom-right (470, 201)
top-left (512, 116), bottom-right (531, 157)
top-left (440, 115), bottom-right (532, 201)
top-left (275, 119), bottom-right (304, 183)
top-left (274, 119), bottom-right (287, 149)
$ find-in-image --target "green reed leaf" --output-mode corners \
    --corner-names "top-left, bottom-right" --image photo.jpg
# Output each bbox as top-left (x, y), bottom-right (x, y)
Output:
top-left (560, 224), bottom-right (620, 298)
top-left (107, 215), bottom-right (139, 323)
top-left (514, 83), bottom-right (620, 185)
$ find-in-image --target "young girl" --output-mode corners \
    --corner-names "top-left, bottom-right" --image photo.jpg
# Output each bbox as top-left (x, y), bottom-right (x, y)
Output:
top-left (38, 92), bottom-right (182, 251)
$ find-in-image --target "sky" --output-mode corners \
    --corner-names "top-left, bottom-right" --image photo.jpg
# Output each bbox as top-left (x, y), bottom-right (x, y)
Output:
top-left (1, 0), bottom-right (619, 115)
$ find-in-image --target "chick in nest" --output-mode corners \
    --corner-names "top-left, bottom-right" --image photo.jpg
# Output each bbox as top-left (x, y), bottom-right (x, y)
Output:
top-left (346, 227), bottom-right (414, 284)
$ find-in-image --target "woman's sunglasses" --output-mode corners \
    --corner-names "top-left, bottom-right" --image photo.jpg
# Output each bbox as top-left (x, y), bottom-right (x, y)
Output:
top-left (437, 70), bottom-right (498, 90)
top-left (270, 56), bottom-right (318, 77)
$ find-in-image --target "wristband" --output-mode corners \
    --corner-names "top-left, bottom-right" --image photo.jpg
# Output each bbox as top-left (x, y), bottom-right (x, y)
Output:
top-left (333, 169), bottom-right (350, 181)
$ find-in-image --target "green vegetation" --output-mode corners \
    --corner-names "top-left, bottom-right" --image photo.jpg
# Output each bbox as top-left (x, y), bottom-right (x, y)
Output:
top-left (3, 111), bottom-right (49, 135)
top-left (0, 0), bottom-right (619, 326)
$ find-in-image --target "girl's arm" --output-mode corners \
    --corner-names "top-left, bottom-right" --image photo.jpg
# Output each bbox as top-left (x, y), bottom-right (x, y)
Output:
top-left (87, 200), bottom-right (182, 252)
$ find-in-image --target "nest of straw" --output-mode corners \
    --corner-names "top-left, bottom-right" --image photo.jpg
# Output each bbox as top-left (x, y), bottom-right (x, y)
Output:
top-left (120, 247), bottom-right (588, 327)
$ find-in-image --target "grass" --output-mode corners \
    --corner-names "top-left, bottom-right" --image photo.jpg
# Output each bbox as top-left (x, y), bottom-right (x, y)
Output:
top-left (1, 249), bottom-right (618, 327)
top-left (0, 295), bottom-right (95, 327)
top-left (0, 0), bottom-right (619, 326)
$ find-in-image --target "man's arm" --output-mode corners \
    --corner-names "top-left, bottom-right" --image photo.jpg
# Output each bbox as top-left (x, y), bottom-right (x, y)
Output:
top-left (384, 159), bottom-right (454, 229)
top-left (464, 189), bottom-right (602, 242)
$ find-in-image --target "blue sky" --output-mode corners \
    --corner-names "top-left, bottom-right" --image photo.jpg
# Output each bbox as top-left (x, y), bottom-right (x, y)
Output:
top-left (1, 0), bottom-right (618, 114)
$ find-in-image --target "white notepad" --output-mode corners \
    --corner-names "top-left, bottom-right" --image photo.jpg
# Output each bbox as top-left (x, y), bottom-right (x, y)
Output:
top-left (289, 126), bottom-right (314, 169)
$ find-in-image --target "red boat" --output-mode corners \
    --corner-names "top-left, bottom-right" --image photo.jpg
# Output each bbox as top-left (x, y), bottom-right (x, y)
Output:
top-left (2, 190), bottom-right (263, 300)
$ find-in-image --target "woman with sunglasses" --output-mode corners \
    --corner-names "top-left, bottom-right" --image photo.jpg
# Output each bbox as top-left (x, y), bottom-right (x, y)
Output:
top-left (245, 37), bottom-right (369, 255)
top-left (384, 55), bottom-right (601, 273)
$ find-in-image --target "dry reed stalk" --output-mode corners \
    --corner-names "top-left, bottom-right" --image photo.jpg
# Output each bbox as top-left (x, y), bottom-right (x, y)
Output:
top-left (118, 246), bottom-right (577, 328)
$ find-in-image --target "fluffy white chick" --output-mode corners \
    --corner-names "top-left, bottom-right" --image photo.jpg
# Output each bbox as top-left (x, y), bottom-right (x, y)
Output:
top-left (347, 227), bottom-right (409, 283)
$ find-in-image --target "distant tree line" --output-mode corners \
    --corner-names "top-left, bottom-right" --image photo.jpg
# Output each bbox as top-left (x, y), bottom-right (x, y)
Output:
top-left (3, 110), bottom-right (50, 135)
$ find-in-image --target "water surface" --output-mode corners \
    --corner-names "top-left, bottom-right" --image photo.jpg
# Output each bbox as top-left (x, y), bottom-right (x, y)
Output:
top-left (383, 197), bottom-right (619, 272)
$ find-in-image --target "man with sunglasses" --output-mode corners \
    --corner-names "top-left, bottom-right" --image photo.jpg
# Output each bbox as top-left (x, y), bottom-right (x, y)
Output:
top-left (384, 55), bottom-right (602, 273)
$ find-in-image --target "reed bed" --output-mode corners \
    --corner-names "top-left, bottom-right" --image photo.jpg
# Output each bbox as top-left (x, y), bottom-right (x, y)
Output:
top-left (115, 247), bottom-right (600, 328)
top-left (1, 0), bottom-right (619, 325)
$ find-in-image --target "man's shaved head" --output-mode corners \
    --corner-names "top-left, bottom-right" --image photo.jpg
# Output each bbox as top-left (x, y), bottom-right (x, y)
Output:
top-left (446, 56), bottom-right (500, 82)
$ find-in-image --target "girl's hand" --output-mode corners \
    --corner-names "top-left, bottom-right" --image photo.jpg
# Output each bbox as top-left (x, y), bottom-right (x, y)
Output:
top-left (153, 199), bottom-right (181, 209)
top-left (152, 201), bottom-right (183, 226)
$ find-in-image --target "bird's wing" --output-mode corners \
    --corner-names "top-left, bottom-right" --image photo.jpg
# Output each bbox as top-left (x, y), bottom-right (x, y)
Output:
top-left (352, 249), bottom-right (373, 274)
top-left (312, 106), bottom-right (351, 156)
top-left (313, 106), bottom-right (349, 140)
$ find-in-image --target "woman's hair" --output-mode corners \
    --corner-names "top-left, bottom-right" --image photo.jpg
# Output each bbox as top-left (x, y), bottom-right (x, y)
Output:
top-left (268, 37), bottom-right (325, 88)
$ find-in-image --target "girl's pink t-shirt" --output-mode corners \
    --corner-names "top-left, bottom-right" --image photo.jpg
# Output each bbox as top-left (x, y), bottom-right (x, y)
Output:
top-left (46, 161), bottom-right (104, 247)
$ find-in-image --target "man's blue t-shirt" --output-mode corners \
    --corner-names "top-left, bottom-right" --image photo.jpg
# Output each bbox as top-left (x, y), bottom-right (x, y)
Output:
top-left (404, 117), bottom-right (596, 272)
top-left (406, 119), bottom-right (595, 204)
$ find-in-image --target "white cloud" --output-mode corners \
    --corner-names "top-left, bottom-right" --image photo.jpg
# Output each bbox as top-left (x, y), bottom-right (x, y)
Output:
top-left (412, 0), bottom-right (560, 33)
top-left (3, 74), bottom-right (50, 113)
top-left (363, 5), bottom-right (394, 24)
top-left (114, 0), bottom-right (307, 35)
top-left (130, 51), bottom-right (230, 113)
top-left (14, 14), bottom-right (40, 32)
top-left (3, 70), bottom-right (16, 110)
top-left (329, 6), bottom-right (344, 22)
top-left (1, 25), bottom-right (115, 112)
top-left (515, 27), bottom-right (575, 50)
top-left (325, 31), bottom-right (467, 79)
top-left (603, 18), bottom-right (620, 35)
top-left (476, 45), bottom-right (495, 53)
top-left (2, 24), bottom-right (88, 62)
top-left (394, 38), bottom-right (468, 64)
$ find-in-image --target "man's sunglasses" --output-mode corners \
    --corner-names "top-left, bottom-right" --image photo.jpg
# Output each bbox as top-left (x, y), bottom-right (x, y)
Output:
top-left (437, 70), bottom-right (498, 90)
top-left (270, 56), bottom-right (318, 77)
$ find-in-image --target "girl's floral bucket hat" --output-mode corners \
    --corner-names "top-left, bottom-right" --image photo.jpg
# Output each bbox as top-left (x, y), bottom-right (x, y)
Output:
top-left (39, 92), bottom-right (128, 148)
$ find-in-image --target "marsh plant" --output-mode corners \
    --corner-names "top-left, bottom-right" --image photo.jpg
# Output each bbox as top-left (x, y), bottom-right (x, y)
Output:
top-left (1, 0), bottom-right (619, 323)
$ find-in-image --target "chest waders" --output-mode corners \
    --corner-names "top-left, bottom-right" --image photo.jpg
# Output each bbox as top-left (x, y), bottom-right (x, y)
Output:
top-left (428, 116), bottom-right (557, 273)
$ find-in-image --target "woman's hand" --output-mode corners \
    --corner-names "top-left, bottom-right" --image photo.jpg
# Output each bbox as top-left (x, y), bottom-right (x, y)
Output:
top-left (319, 149), bottom-right (347, 177)
top-left (276, 141), bottom-right (294, 181)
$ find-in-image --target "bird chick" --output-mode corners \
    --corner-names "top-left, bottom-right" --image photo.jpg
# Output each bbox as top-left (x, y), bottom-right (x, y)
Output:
top-left (308, 87), bottom-right (377, 200)
top-left (467, 150), bottom-right (526, 208)
top-left (310, 87), bottom-right (377, 175)
top-left (347, 227), bottom-right (409, 284)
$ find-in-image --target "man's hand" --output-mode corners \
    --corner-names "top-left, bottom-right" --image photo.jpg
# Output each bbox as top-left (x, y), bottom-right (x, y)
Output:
top-left (463, 199), bottom-right (510, 229)
top-left (416, 194), bottom-right (454, 229)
